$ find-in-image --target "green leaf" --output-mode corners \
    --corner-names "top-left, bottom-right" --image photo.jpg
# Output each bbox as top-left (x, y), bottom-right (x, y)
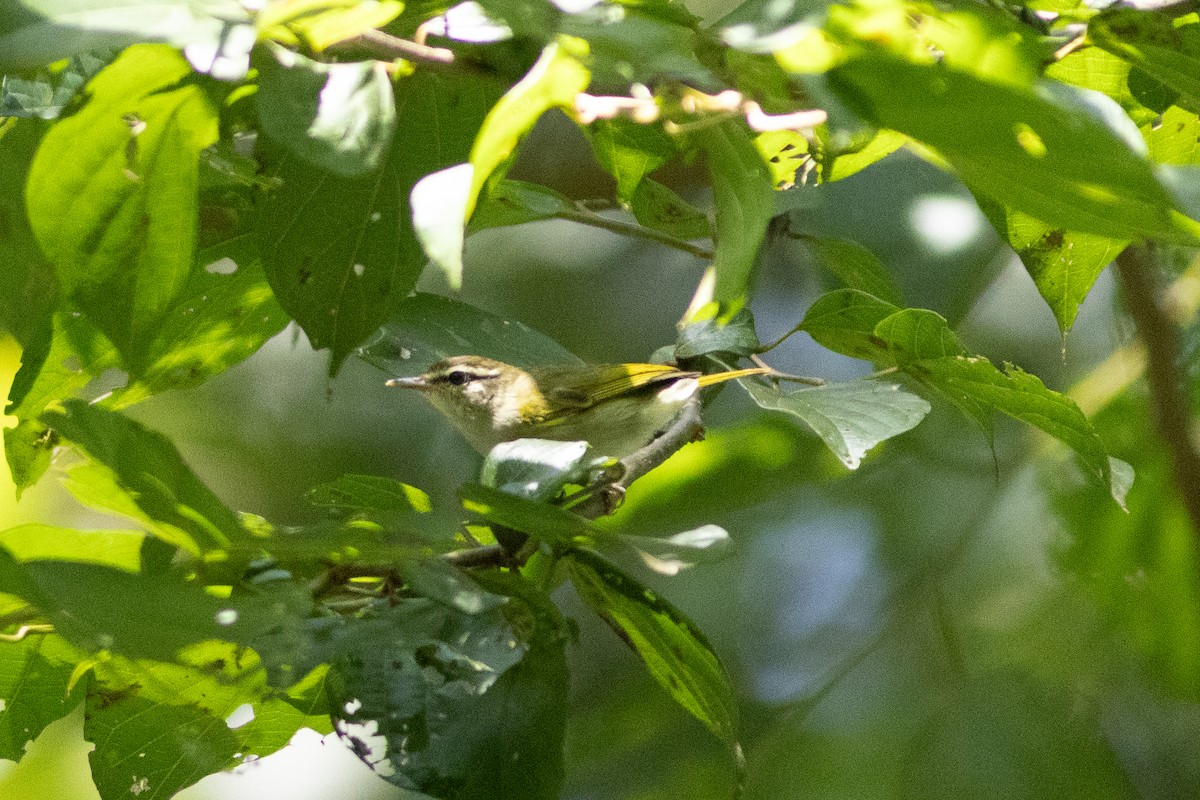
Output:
top-left (357, 292), bottom-right (583, 375)
top-left (566, 548), bottom-right (740, 747)
top-left (742, 378), bottom-right (931, 469)
top-left (85, 643), bottom-right (315, 800)
top-left (586, 118), bottom-right (678, 202)
top-left (0, 633), bottom-right (79, 762)
top-left (470, 179), bottom-right (577, 230)
top-left (480, 439), bottom-right (610, 502)
top-left (460, 483), bottom-right (599, 547)
top-left (827, 53), bottom-right (1181, 239)
top-left (0, 118), bottom-right (56, 350)
top-left (327, 580), bottom-right (568, 799)
top-left (43, 400), bottom-right (245, 555)
top-left (3, 311), bottom-right (119, 497)
top-left (0, 524), bottom-right (146, 571)
top-left (414, 40), bottom-right (590, 288)
top-left (799, 288), bottom-right (903, 360)
top-left (619, 524), bottom-right (732, 575)
top-left (0, 52), bottom-right (106, 119)
top-left (255, 47), bottom-right (397, 177)
top-left (0, 0), bottom-right (248, 72)
top-left (976, 197), bottom-right (1126, 333)
top-left (802, 237), bottom-right (905, 307)
top-left (258, 71), bottom-right (501, 373)
top-left (25, 44), bottom-right (219, 369)
top-left (1089, 9), bottom-right (1200, 103)
top-left (110, 234), bottom-right (288, 406)
top-left (629, 178), bottom-right (712, 241)
top-left (912, 357), bottom-right (1130, 506)
top-left (0, 549), bottom-right (229, 661)
top-left (307, 474), bottom-right (432, 513)
top-left (675, 309), bottom-right (761, 360)
top-left (700, 120), bottom-right (776, 305)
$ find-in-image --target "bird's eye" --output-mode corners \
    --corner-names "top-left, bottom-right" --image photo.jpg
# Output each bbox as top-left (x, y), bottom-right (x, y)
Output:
top-left (445, 370), bottom-right (471, 386)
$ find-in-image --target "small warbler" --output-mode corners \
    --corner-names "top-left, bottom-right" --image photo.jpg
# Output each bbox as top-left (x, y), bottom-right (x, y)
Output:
top-left (386, 355), bottom-right (768, 458)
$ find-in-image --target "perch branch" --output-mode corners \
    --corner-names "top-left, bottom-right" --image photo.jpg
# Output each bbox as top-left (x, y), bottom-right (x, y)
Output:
top-left (1114, 244), bottom-right (1200, 537)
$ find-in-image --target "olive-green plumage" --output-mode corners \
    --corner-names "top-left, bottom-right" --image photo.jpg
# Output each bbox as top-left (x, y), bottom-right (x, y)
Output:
top-left (387, 355), bottom-right (766, 458)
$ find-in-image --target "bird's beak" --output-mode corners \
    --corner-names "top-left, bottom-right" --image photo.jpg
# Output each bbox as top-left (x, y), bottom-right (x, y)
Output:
top-left (386, 376), bottom-right (429, 391)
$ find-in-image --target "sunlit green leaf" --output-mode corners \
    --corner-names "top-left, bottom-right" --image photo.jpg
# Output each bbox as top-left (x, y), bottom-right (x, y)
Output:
top-left (25, 44), bottom-right (219, 368)
top-left (567, 548), bottom-right (740, 747)
top-left (0, 524), bottom-right (146, 571)
top-left (1089, 9), bottom-right (1200, 104)
top-left (43, 400), bottom-right (245, 555)
top-left (586, 118), bottom-right (678, 202)
top-left (827, 53), bottom-right (1181, 239)
top-left (977, 196), bottom-right (1126, 333)
top-left (0, 0), bottom-right (248, 72)
top-left (619, 524), bottom-right (732, 575)
top-left (0, 633), bottom-right (79, 762)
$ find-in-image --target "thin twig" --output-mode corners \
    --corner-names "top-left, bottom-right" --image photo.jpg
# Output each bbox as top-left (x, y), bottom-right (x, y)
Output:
top-left (1114, 245), bottom-right (1200, 538)
top-left (554, 204), bottom-right (715, 259)
top-left (339, 29), bottom-right (456, 64)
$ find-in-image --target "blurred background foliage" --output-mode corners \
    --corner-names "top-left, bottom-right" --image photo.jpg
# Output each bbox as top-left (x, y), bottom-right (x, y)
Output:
top-left (6, 99), bottom-right (1195, 798)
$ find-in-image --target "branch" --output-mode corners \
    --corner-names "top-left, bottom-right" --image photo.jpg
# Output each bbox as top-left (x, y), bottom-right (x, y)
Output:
top-left (337, 29), bottom-right (456, 65)
top-left (1114, 244), bottom-right (1200, 536)
top-left (570, 396), bottom-right (705, 520)
top-left (554, 204), bottom-right (715, 260)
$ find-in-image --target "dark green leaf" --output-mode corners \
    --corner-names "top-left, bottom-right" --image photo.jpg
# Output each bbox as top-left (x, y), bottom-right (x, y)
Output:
top-left (0, 549), bottom-right (229, 661)
top-left (630, 178), bottom-right (712, 241)
top-left (258, 71), bottom-right (501, 373)
top-left (307, 474), bottom-right (432, 513)
top-left (802, 237), bottom-right (905, 307)
top-left (586, 118), bottom-right (679, 202)
top-left (1089, 9), bottom-right (1200, 103)
top-left (357, 292), bottom-right (583, 376)
top-left (25, 44), bottom-right (219, 368)
top-left (0, 0), bottom-right (248, 72)
top-left (913, 357), bottom-right (1131, 506)
top-left (742, 377), bottom-right (931, 469)
top-left (256, 48), bottom-right (396, 177)
top-left (701, 120), bottom-right (777, 305)
top-left (328, 579), bottom-right (568, 799)
top-left (567, 548), bottom-right (740, 747)
top-left (828, 53), bottom-right (1181, 239)
top-left (43, 400), bottom-right (245, 555)
top-left (471, 179), bottom-right (577, 230)
top-left (0, 118), bottom-right (56, 349)
top-left (675, 309), bottom-right (761, 359)
top-left (0, 52), bottom-right (106, 119)
top-left (799, 288), bottom-right (902, 360)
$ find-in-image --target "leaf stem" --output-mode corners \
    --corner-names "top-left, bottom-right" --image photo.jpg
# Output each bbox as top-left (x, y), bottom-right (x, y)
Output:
top-left (1114, 244), bottom-right (1200, 539)
top-left (555, 204), bottom-right (716, 260)
top-left (338, 29), bottom-right (456, 64)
